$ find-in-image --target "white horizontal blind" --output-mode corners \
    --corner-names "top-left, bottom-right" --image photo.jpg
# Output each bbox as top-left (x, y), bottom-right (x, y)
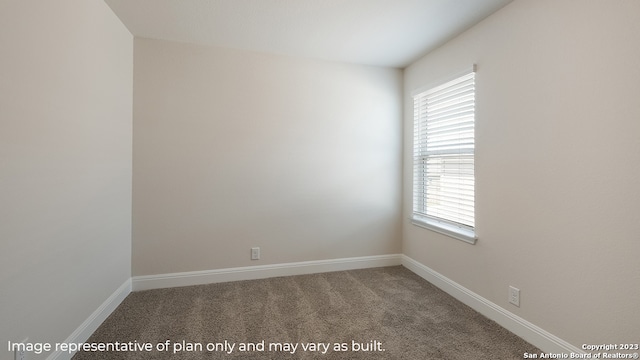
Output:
top-left (413, 71), bottom-right (475, 230)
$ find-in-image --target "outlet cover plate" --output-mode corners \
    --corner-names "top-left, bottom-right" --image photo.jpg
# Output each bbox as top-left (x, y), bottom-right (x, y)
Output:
top-left (15, 338), bottom-right (28, 360)
top-left (509, 286), bottom-right (520, 307)
top-left (251, 247), bottom-right (260, 260)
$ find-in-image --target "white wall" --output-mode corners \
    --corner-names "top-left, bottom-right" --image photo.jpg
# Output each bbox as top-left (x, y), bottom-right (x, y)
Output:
top-left (133, 38), bottom-right (402, 276)
top-left (403, 0), bottom-right (640, 346)
top-left (0, 0), bottom-right (133, 358)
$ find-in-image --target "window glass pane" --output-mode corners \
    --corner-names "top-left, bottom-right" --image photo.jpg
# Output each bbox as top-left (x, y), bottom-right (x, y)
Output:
top-left (413, 71), bottom-right (475, 231)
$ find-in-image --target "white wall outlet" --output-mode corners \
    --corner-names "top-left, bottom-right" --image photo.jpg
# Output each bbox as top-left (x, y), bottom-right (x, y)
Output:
top-left (15, 338), bottom-right (28, 360)
top-left (251, 247), bottom-right (260, 260)
top-left (509, 286), bottom-right (520, 307)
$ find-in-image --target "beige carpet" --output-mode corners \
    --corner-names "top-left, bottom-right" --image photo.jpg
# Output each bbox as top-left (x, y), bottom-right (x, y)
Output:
top-left (72, 266), bottom-right (539, 359)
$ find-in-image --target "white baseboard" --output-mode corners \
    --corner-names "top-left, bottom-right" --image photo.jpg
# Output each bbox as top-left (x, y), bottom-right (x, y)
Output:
top-left (401, 255), bottom-right (583, 355)
top-left (47, 255), bottom-right (575, 359)
top-left (132, 254), bottom-right (403, 291)
top-left (46, 279), bottom-right (132, 360)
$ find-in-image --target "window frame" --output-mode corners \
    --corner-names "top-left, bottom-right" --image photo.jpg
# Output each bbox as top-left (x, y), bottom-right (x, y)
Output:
top-left (411, 66), bottom-right (478, 245)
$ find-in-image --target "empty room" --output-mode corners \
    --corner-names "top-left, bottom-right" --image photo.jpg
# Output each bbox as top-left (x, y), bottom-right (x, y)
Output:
top-left (1, 0), bottom-right (639, 359)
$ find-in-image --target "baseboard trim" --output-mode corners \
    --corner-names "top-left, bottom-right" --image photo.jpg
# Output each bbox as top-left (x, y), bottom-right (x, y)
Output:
top-left (47, 255), bottom-right (574, 359)
top-left (132, 254), bottom-right (403, 291)
top-left (46, 278), bottom-right (132, 360)
top-left (401, 255), bottom-right (583, 355)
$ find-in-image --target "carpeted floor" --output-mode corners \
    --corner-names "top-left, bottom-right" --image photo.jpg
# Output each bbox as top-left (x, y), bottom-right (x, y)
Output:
top-left (72, 266), bottom-right (539, 359)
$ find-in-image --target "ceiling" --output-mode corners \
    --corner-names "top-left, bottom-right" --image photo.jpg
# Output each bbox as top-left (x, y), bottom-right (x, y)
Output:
top-left (105, 0), bottom-right (512, 68)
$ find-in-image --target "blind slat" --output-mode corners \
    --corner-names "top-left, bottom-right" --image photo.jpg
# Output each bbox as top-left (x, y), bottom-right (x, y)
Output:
top-left (412, 70), bottom-right (475, 229)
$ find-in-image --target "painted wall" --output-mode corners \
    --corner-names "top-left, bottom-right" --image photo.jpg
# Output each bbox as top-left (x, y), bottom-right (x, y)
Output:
top-left (0, 0), bottom-right (133, 358)
top-left (403, 0), bottom-right (640, 346)
top-left (133, 38), bottom-right (402, 276)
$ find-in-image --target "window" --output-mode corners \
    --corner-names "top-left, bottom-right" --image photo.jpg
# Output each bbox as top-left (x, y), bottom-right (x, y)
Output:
top-left (412, 67), bottom-right (477, 244)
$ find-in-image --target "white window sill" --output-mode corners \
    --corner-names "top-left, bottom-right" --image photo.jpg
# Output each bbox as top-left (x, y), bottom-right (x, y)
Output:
top-left (411, 216), bottom-right (477, 245)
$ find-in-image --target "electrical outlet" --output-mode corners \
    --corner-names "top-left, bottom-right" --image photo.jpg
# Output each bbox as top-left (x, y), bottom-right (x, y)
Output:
top-left (15, 348), bottom-right (26, 360)
top-left (251, 247), bottom-right (260, 260)
top-left (509, 286), bottom-right (520, 307)
top-left (15, 338), bottom-right (28, 360)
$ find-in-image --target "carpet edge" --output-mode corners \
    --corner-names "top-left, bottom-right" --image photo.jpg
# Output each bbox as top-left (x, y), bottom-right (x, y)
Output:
top-left (400, 255), bottom-right (584, 356)
top-left (132, 254), bottom-right (403, 291)
top-left (46, 278), bottom-right (132, 360)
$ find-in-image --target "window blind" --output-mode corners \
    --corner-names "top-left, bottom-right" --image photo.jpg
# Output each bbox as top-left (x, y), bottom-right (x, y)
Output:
top-left (413, 70), bottom-right (475, 233)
